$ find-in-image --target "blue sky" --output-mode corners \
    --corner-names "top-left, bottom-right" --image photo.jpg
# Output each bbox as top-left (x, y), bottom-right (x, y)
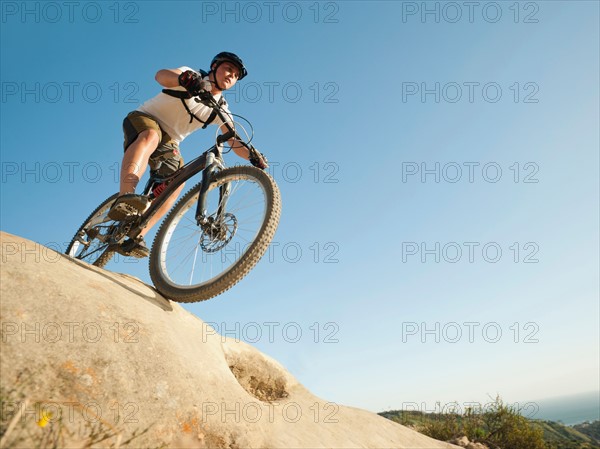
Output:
top-left (1, 1), bottom-right (598, 417)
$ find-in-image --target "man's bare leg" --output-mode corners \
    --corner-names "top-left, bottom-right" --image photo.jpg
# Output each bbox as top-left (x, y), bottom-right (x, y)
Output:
top-left (116, 129), bottom-right (185, 240)
top-left (120, 129), bottom-right (160, 194)
top-left (139, 184), bottom-right (185, 238)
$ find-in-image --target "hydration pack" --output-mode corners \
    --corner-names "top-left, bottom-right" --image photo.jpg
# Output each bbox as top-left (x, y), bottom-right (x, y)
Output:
top-left (161, 69), bottom-right (226, 129)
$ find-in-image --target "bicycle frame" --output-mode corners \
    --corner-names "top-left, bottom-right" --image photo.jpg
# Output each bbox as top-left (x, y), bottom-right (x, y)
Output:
top-left (130, 144), bottom-right (222, 240)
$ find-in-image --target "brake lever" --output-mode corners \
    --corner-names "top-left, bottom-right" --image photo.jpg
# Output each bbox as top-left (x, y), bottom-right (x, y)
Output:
top-left (248, 146), bottom-right (268, 169)
top-left (192, 79), bottom-right (215, 104)
top-left (193, 91), bottom-right (214, 105)
top-left (216, 131), bottom-right (236, 145)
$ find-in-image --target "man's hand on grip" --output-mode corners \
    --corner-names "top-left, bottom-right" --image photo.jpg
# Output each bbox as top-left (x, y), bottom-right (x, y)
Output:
top-left (249, 148), bottom-right (268, 170)
top-left (178, 70), bottom-right (203, 94)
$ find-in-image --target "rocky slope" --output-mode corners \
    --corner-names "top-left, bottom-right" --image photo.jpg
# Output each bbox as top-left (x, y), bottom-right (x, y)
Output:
top-left (0, 231), bottom-right (459, 448)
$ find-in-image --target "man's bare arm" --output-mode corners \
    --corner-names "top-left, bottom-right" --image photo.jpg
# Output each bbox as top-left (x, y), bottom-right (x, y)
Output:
top-left (155, 69), bottom-right (183, 88)
top-left (219, 124), bottom-right (250, 160)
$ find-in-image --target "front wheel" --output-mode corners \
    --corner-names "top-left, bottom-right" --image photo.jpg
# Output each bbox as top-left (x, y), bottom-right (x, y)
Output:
top-left (149, 166), bottom-right (281, 302)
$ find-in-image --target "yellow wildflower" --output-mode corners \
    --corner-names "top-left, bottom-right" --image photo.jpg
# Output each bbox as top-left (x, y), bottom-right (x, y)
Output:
top-left (37, 410), bottom-right (53, 428)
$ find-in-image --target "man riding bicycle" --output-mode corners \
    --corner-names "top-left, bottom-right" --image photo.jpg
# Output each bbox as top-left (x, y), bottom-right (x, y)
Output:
top-left (108, 52), bottom-right (266, 258)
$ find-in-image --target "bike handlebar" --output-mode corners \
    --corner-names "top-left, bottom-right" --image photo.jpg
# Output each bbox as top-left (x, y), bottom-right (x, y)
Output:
top-left (193, 90), bottom-right (246, 145)
top-left (193, 89), bottom-right (268, 169)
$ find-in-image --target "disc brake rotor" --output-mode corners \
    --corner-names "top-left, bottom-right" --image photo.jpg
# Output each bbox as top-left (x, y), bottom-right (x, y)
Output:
top-left (200, 213), bottom-right (237, 253)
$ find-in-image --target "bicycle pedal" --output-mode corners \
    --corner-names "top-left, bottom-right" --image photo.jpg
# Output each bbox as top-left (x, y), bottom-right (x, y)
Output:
top-left (108, 203), bottom-right (140, 221)
top-left (115, 240), bottom-right (149, 259)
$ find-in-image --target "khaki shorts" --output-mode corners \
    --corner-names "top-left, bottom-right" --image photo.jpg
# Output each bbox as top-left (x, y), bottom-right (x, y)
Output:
top-left (123, 111), bottom-right (184, 177)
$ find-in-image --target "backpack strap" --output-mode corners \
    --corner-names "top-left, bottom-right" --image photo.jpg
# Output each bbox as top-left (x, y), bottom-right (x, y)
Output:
top-left (161, 69), bottom-right (225, 129)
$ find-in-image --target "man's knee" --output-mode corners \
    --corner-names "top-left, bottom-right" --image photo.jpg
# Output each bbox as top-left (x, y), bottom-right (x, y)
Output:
top-left (137, 129), bottom-right (160, 147)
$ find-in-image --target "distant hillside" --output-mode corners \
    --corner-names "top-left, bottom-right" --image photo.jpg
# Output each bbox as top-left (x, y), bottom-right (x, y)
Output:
top-left (538, 420), bottom-right (599, 448)
top-left (379, 410), bottom-right (600, 449)
top-left (573, 421), bottom-right (600, 445)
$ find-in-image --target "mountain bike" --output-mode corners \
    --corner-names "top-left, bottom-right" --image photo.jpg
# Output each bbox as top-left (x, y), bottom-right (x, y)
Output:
top-left (65, 89), bottom-right (281, 303)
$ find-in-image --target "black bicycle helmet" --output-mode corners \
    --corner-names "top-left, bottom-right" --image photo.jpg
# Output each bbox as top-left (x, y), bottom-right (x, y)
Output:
top-left (210, 52), bottom-right (248, 80)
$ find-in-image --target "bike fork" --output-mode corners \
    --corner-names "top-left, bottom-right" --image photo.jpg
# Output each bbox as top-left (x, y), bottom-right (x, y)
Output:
top-left (195, 152), bottom-right (231, 225)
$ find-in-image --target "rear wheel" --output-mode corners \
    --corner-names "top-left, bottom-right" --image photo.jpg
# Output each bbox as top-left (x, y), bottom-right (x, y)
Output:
top-left (65, 194), bottom-right (120, 268)
top-left (149, 166), bottom-right (281, 302)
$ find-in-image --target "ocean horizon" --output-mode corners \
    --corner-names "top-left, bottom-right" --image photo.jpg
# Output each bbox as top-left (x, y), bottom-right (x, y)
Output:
top-left (524, 391), bottom-right (600, 426)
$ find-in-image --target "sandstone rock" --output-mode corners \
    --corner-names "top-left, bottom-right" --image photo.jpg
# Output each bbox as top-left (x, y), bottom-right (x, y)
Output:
top-left (0, 232), bottom-right (461, 448)
top-left (466, 443), bottom-right (489, 449)
top-left (451, 435), bottom-right (471, 447)
top-left (449, 436), bottom-right (489, 449)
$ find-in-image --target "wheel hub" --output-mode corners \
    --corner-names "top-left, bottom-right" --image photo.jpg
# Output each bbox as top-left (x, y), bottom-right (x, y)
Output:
top-left (200, 213), bottom-right (237, 253)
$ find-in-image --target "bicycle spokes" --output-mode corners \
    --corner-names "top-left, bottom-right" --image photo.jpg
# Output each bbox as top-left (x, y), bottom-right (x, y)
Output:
top-left (154, 172), bottom-right (268, 288)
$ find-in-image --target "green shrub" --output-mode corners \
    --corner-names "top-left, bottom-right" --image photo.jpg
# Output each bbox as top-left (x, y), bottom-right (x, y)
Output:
top-left (421, 413), bottom-right (461, 441)
top-left (416, 396), bottom-right (547, 449)
top-left (476, 397), bottom-right (546, 449)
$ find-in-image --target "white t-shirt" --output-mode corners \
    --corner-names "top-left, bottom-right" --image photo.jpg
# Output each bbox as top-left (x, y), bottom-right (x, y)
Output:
top-left (137, 66), bottom-right (233, 143)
